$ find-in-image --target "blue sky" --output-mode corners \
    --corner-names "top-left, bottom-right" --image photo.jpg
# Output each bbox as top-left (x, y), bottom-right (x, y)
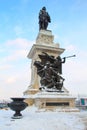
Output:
top-left (0, 0), bottom-right (87, 99)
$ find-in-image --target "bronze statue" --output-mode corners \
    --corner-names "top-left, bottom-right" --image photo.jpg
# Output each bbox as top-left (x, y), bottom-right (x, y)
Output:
top-left (52, 56), bottom-right (66, 74)
top-left (39, 62), bottom-right (65, 90)
top-left (39, 7), bottom-right (51, 30)
top-left (34, 52), bottom-right (65, 91)
top-left (38, 52), bottom-right (65, 74)
top-left (34, 52), bottom-right (76, 91)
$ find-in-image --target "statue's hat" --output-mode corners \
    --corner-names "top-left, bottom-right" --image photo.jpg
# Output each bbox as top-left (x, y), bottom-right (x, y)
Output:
top-left (42, 6), bottom-right (46, 10)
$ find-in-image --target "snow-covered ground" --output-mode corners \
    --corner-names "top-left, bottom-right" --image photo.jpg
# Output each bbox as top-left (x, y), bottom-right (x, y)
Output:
top-left (0, 106), bottom-right (86, 130)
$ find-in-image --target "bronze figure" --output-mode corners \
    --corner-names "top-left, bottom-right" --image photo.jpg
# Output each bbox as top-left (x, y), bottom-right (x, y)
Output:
top-left (34, 52), bottom-right (65, 91)
top-left (39, 7), bottom-right (51, 30)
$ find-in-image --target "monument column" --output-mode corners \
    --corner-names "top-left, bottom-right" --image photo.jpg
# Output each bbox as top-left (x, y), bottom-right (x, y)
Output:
top-left (23, 7), bottom-right (78, 111)
top-left (24, 30), bottom-right (67, 95)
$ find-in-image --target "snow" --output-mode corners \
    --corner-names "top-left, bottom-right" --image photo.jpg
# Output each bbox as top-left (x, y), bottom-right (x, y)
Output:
top-left (24, 91), bottom-right (76, 99)
top-left (0, 106), bottom-right (86, 130)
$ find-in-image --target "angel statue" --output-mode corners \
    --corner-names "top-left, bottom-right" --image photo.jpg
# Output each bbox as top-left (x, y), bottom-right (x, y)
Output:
top-left (34, 52), bottom-right (65, 92)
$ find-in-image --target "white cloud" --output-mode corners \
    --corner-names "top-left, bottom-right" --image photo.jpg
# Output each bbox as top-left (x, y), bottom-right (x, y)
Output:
top-left (6, 77), bottom-right (16, 84)
top-left (0, 64), bottom-right (12, 70)
top-left (1, 38), bottom-right (34, 63)
top-left (0, 38), bottom-right (33, 99)
top-left (65, 44), bottom-right (75, 52)
top-left (6, 38), bottom-right (34, 48)
top-left (2, 49), bottom-right (27, 62)
top-left (0, 64), bottom-right (31, 99)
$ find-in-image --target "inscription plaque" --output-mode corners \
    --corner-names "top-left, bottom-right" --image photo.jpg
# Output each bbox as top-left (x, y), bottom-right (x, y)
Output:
top-left (46, 102), bottom-right (69, 106)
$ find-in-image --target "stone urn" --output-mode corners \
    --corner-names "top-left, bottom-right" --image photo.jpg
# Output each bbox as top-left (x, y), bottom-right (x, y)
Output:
top-left (8, 97), bottom-right (28, 119)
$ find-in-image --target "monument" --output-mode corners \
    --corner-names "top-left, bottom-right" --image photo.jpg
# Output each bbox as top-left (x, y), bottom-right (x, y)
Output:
top-left (24, 7), bottom-right (78, 111)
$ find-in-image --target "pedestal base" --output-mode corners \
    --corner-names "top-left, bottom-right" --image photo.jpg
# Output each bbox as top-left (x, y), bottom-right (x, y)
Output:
top-left (33, 92), bottom-right (79, 112)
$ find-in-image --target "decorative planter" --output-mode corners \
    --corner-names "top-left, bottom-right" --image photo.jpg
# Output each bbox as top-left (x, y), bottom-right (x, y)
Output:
top-left (8, 97), bottom-right (28, 119)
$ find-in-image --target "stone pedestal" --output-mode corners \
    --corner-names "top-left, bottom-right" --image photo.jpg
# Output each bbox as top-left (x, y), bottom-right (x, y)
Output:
top-left (34, 92), bottom-right (79, 111)
top-left (36, 30), bottom-right (54, 44)
top-left (24, 30), bottom-right (67, 94)
top-left (25, 91), bottom-right (78, 112)
top-left (24, 30), bottom-right (77, 111)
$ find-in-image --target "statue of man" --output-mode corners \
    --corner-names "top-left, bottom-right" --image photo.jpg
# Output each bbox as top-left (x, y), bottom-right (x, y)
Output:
top-left (39, 7), bottom-right (51, 30)
top-left (52, 56), bottom-right (66, 74)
